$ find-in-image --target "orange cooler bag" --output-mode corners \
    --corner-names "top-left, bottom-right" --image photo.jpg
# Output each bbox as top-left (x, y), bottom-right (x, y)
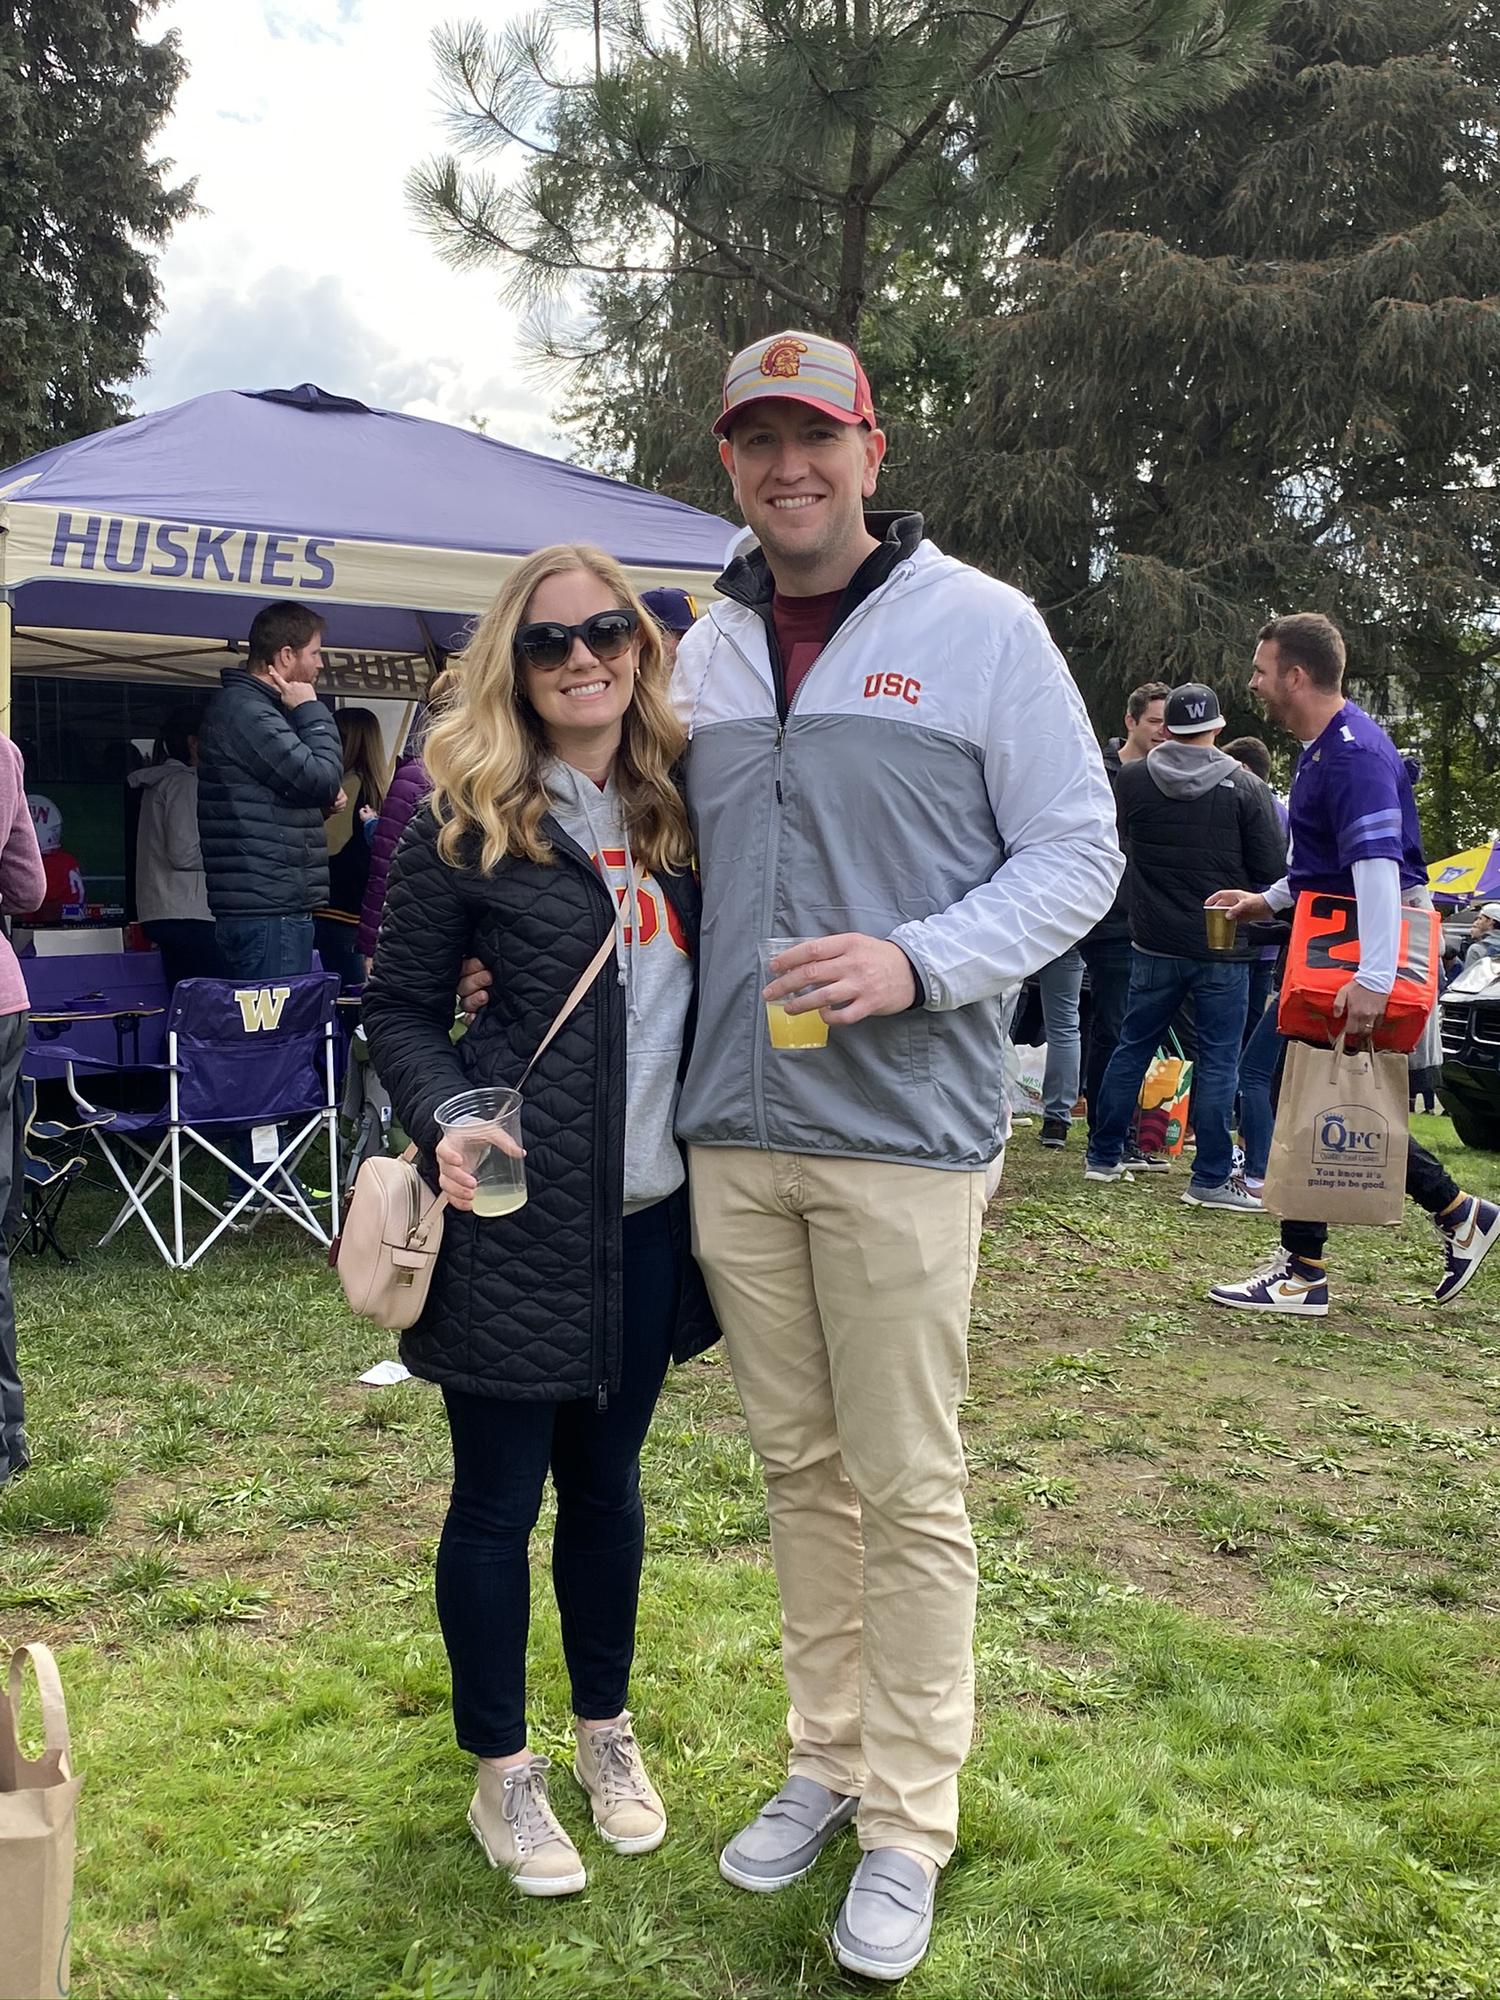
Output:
top-left (1278, 892), bottom-right (1440, 1054)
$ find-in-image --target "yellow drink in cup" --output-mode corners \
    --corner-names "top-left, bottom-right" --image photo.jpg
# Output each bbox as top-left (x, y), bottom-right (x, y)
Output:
top-left (761, 936), bottom-right (830, 1053)
top-left (471, 1183), bottom-right (528, 1218)
top-left (766, 1000), bottom-right (830, 1050)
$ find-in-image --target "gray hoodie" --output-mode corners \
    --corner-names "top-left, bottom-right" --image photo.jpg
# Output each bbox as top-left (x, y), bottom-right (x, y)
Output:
top-left (545, 762), bottom-right (692, 1213)
top-left (128, 759), bottom-right (210, 922)
top-left (1145, 740), bottom-right (1243, 798)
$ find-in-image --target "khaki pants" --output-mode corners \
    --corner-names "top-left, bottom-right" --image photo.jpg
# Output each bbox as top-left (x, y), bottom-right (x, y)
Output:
top-left (688, 1145), bottom-right (985, 1865)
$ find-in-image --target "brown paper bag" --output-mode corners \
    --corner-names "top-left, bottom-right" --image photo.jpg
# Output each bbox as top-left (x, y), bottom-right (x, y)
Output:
top-left (1264, 1036), bottom-right (1409, 1227)
top-left (0, 1644), bottom-right (83, 2000)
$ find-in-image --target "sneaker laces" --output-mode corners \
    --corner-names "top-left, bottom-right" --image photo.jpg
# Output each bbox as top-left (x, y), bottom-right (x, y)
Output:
top-left (1238, 1251), bottom-right (1296, 1285)
top-left (582, 1717), bottom-right (654, 1809)
top-left (502, 1757), bottom-right (570, 1857)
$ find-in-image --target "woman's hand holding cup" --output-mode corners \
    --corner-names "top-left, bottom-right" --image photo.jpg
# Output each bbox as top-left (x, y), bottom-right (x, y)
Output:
top-left (435, 1131), bottom-right (481, 1209)
top-left (434, 1123), bottom-right (524, 1210)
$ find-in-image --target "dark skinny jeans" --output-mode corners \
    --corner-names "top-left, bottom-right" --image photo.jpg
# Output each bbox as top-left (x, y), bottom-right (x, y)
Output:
top-left (437, 1199), bottom-right (678, 1758)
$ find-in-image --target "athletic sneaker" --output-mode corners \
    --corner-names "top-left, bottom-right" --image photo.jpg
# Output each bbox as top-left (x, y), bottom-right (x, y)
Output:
top-left (1209, 1253), bottom-right (1329, 1316)
top-left (1083, 1159), bottom-right (1134, 1184)
top-left (719, 1777), bottom-right (858, 1892)
top-left (1434, 1194), bottom-right (1500, 1306)
top-left (1181, 1179), bottom-right (1264, 1213)
top-left (468, 1756), bottom-right (586, 1897)
top-left (1039, 1119), bottom-right (1070, 1148)
top-left (573, 1713), bottom-right (666, 1854)
top-left (1123, 1143), bottom-right (1172, 1173)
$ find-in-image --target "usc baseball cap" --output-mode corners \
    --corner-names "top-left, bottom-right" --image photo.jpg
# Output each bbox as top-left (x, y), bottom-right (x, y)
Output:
top-left (715, 329), bottom-right (876, 437)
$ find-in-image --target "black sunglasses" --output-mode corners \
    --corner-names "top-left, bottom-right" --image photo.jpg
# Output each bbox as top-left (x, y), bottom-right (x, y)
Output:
top-left (513, 608), bottom-right (639, 671)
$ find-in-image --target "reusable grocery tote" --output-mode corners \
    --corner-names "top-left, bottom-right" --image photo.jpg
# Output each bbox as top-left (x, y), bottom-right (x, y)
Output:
top-left (0, 1644), bottom-right (83, 2000)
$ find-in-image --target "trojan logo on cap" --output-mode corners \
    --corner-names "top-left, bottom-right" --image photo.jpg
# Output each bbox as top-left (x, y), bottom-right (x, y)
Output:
top-left (760, 336), bottom-right (809, 380)
top-left (715, 328), bottom-right (878, 437)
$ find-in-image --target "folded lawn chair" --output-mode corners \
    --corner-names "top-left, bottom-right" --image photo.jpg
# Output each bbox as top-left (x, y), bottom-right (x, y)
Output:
top-left (69, 973), bottom-right (341, 1269)
top-left (4, 1077), bottom-right (97, 1264)
top-left (337, 1022), bottom-right (394, 1206)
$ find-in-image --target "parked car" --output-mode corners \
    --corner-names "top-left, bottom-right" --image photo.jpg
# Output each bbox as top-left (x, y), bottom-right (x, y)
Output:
top-left (1439, 955), bottom-right (1500, 1151)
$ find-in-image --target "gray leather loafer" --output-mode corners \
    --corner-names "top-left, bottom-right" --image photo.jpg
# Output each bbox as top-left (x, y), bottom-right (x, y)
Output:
top-left (832, 1848), bottom-right (938, 1980)
top-left (719, 1776), bottom-right (859, 1891)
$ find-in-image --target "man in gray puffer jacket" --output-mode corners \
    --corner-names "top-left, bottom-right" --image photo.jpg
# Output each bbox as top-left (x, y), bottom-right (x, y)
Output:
top-left (197, 601), bottom-right (343, 983)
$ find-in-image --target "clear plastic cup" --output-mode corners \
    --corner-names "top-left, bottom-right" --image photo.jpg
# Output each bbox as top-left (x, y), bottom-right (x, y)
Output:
top-left (760, 937), bottom-right (830, 1052)
top-left (434, 1086), bottom-right (526, 1216)
top-left (1204, 904), bottom-right (1238, 953)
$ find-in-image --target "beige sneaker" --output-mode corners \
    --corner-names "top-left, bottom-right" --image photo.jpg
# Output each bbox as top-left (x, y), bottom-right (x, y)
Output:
top-left (468, 1755), bottom-right (587, 1896)
top-left (573, 1713), bottom-right (667, 1854)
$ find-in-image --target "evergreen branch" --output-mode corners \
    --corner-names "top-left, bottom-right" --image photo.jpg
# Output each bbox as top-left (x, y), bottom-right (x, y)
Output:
top-left (599, 145), bottom-right (830, 320)
top-left (856, 0), bottom-right (1043, 205)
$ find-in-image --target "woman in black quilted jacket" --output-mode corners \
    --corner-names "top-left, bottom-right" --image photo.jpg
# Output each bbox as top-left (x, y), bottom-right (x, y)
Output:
top-left (361, 543), bottom-right (718, 1901)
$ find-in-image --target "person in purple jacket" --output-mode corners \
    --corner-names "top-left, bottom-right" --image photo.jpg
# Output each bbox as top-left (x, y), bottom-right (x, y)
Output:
top-left (355, 669), bottom-right (457, 972)
top-left (1209, 613), bottom-right (1499, 1314)
top-left (0, 736), bottom-right (47, 1487)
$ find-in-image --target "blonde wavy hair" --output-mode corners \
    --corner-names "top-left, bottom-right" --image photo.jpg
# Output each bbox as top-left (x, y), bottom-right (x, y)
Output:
top-left (425, 544), bottom-right (692, 875)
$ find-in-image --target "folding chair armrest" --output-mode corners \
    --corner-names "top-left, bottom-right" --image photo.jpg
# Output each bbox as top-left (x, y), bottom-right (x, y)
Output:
top-left (63, 1063), bottom-right (119, 1123)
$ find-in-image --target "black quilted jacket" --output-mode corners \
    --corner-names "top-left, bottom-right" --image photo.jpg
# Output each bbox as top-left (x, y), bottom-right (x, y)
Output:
top-left (197, 670), bottom-right (344, 917)
top-left (360, 806), bottom-right (720, 1402)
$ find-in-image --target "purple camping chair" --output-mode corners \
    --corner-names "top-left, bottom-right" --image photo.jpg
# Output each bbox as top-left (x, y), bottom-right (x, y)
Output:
top-left (67, 972), bottom-right (340, 1269)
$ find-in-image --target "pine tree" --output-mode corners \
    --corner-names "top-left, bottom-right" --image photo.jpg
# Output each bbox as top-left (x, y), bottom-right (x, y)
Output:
top-left (945, 1), bottom-right (1500, 728)
top-left (409, 0), bottom-right (1269, 511)
top-left (0, 1), bottom-right (193, 464)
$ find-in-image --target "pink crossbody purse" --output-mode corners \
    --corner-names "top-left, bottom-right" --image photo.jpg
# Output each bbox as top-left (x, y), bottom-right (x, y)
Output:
top-left (336, 924), bottom-right (621, 1330)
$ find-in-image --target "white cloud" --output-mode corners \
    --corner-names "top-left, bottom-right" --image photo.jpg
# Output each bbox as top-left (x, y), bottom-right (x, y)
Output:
top-left (132, 0), bottom-right (564, 453)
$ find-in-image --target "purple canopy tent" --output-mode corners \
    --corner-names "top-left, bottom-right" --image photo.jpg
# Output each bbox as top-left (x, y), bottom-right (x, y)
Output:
top-left (0, 384), bottom-right (734, 712)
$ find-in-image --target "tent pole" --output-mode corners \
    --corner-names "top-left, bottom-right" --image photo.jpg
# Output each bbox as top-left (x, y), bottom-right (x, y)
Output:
top-left (0, 597), bottom-right (11, 737)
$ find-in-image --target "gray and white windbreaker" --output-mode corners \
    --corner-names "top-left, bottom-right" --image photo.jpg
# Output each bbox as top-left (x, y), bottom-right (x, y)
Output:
top-left (671, 532), bottom-right (1124, 1170)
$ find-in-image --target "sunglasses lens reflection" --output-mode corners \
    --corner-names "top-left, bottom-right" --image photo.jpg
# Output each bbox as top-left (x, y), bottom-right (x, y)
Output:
top-left (516, 610), bottom-right (637, 670)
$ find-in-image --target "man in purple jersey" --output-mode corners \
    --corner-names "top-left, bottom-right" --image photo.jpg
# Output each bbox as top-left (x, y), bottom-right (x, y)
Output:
top-left (1205, 613), bottom-right (1500, 1314)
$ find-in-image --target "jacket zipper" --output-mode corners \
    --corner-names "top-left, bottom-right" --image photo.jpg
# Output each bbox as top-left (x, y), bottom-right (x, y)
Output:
top-left (545, 826), bottom-right (619, 1408)
top-left (593, 961), bottom-right (612, 1411)
top-left (713, 581), bottom-right (913, 1153)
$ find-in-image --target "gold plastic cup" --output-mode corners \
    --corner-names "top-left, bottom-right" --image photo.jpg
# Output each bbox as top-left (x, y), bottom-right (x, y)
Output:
top-left (1204, 905), bottom-right (1238, 954)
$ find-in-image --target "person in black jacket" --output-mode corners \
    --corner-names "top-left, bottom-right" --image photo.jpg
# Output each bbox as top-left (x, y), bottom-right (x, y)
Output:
top-left (361, 543), bottom-right (718, 1902)
top-left (197, 601), bottom-right (343, 981)
top-left (1084, 682), bottom-right (1288, 1209)
top-left (1078, 681), bottom-right (1170, 1148)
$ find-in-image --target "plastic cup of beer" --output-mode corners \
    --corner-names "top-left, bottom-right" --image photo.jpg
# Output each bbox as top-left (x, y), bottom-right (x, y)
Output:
top-left (761, 937), bottom-right (830, 1052)
top-left (434, 1086), bottom-right (526, 1216)
top-left (1204, 902), bottom-right (1238, 953)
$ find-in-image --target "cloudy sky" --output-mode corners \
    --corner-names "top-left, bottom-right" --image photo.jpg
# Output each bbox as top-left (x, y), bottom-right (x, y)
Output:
top-left (129, 0), bottom-right (566, 453)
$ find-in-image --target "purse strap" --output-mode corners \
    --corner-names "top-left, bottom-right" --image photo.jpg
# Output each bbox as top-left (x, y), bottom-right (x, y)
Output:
top-left (518, 916), bottom-right (624, 1088)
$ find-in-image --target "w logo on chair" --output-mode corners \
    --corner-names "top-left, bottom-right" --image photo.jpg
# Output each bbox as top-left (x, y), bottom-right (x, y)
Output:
top-left (235, 986), bottom-right (291, 1033)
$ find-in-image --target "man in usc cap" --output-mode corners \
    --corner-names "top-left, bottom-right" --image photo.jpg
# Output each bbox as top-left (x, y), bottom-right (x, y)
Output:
top-left (673, 329), bottom-right (1122, 1978)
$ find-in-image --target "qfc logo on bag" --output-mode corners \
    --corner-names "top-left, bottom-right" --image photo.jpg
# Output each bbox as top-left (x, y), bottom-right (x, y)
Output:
top-left (1312, 1105), bottom-right (1389, 1168)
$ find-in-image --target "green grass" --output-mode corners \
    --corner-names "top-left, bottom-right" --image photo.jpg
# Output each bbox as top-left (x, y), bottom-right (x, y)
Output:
top-left (4, 1118), bottom-right (1500, 1998)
